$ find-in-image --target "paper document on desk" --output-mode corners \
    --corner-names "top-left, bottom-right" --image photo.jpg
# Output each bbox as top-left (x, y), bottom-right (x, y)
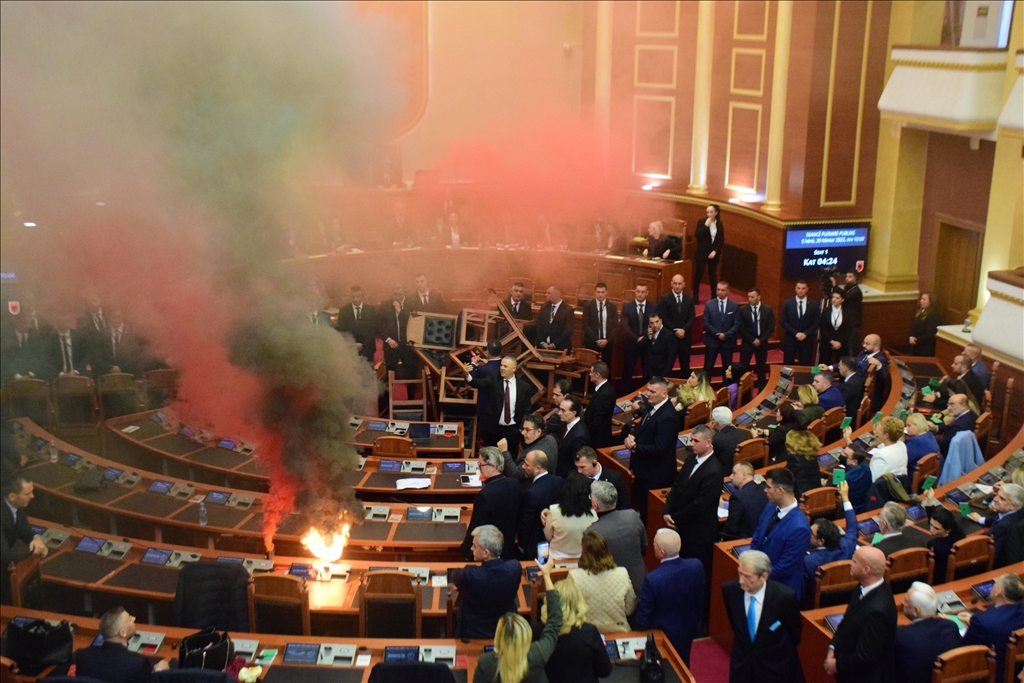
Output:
top-left (396, 478), bottom-right (431, 490)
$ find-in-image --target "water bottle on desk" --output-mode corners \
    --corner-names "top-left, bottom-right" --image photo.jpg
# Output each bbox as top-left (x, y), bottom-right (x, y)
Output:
top-left (198, 502), bottom-right (208, 527)
top-left (48, 441), bottom-right (59, 463)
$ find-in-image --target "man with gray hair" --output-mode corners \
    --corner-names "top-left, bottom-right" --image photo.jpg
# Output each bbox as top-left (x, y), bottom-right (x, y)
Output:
top-left (722, 550), bottom-right (804, 683)
top-left (589, 480), bottom-right (648, 600)
top-left (968, 482), bottom-right (1024, 567)
top-left (960, 572), bottom-right (1024, 682)
top-left (451, 525), bottom-right (522, 639)
top-left (710, 406), bottom-right (751, 471)
top-left (635, 529), bottom-right (704, 666)
top-left (872, 501), bottom-right (930, 556)
top-left (74, 606), bottom-right (169, 680)
top-left (894, 582), bottom-right (962, 683)
top-left (461, 446), bottom-right (521, 561)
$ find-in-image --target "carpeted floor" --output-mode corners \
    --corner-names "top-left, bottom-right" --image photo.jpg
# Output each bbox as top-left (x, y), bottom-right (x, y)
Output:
top-left (688, 637), bottom-right (731, 682)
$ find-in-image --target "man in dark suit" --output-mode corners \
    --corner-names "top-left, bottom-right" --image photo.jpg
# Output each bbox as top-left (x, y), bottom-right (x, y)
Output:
top-left (842, 269), bottom-right (864, 355)
top-left (723, 550), bottom-right (804, 683)
top-left (960, 572), bottom-right (1024, 682)
top-left (516, 451), bottom-right (563, 559)
top-left (408, 273), bottom-right (447, 314)
top-left (710, 406), bottom-right (751, 472)
top-left (703, 281), bottom-right (740, 381)
top-left (804, 481), bottom-right (859, 585)
top-left (531, 285), bottom-right (574, 351)
top-left (693, 204), bottom-right (724, 303)
top-left (827, 333), bottom-right (888, 411)
top-left (581, 282), bottom-right (618, 366)
top-left (723, 461), bottom-right (769, 540)
top-left (498, 413), bottom-right (558, 482)
top-left (824, 546), bottom-right (897, 683)
top-left (812, 371), bottom-right (846, 412)
top-left (496, 281), bottom-right (533, 339)
top-left (872, 502), bottom-right (931, 556)
top-left (582, 362), bottom-right (615, 449)
top-left (635, 529), bottom-right (705, 666)
top-left (837, 356), bottom-right (865, 418)
top-left (967, 483), bottom-right (1024, 568)
top-left (378, 283), bottom-right (418, 378)
top-left (75, 607), bottom-right (169, 681)
top-left (930, 393), bottom-right (978, 457)
top-left (750, 468), bottom-right (812, 601)
top-left (466, 355), bottom-right (534, 450)
top-left (2, 478), bottom-right (48, 605)
top-left (657, 274), bottom-right (696, 376)
top-left (895, 583), bottom-right (964, 683)
top-left (76, 293), bottom-right (107, 363)
top-left (461, 447), bottom-right (522, 561)
top-left (638, 313), bottom-right (677, 381)
top-left (94, 308), bottom-right (147, 376)
top-left (624, 377), bottom-right (679, 524)
top-left (451, 525), bottom-right (522, 639)
top-left (618, 283), bottom-right (652, 393)
top-left (780, 280), bottom-right (818, 366)
top-left (963, 343), bottom-right (991, 389)
top-left (335, 285), bottom-right (378, 365)
top-left (663, 424), bottom-right (725, 579)
top-left (589, 481), bottom-right (648, 600)
top-left (1, 315), bottom-right (48, 382)
top-left (468, 339), bottom-right (503, 425)
top-left (574, 447), bottom-right (631, 510)
top-left (738, 287), bottom-right (775, 390)
top-left (555, 395), bottom-right (590, 479)
top-left (42, 314), bottom-right (91, 379)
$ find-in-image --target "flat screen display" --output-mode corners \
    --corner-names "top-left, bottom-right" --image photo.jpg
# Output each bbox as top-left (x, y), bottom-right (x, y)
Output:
top-left (60, 453), bottom-right (81, 467)
top-left (378, 459), bottom-right (401, 472)
top-left (442, 462), bottom-right (465, 473)
top-left (282, 643), bottom-right (319, 664)
top-left (817, 453), bottom-right (838, 468)
top-left (612, 448), bottom-right (631, 461)
top-left (383, 646), bottom-right (419, 662)
top-left (605, 640), bottom-right (619, 660)
top-left (784, 225), bottom-right (869, 277)
top-left (406, 508), bottom-right (432, 522)
top-left (824, 613), bottom-right (844, 633)
top-left (74, 536), bottom-right (105, 554)
top-left (102, 467), bottom-right (124, 482)
top-left (858, 519), bottom-right (880, 536)
top-left (367, 421), bottom-right (388, 432)
top-left (148, 480), bottom-right (173, 494)
top-left (141, 548), bottom-right (172, 565)
top-left (204, 491), bottom-right (230, 505)
top-left (28, 438), bottom-right (48, 452)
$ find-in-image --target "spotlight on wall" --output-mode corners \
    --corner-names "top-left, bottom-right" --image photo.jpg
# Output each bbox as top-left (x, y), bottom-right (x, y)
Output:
top-left (22, 222), bottom-right (36, 227)
top-left (95, 201), bottom-right (106, 206)
top-left (642, 184), bottom-right (653, 191)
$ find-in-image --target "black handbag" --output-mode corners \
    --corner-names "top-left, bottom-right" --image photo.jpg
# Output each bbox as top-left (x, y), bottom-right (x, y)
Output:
top-left (637, 632), bottom-right (665, 683)
top-left (179, 627), bottom-right (234, 671)
top-left (5, 618), bottom-right (74, 676)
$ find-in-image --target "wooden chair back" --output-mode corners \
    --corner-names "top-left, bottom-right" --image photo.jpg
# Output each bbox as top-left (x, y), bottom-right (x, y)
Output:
top-left (946, 535), bottom-right (995, 583)
top-left (373, 436), bottom-right (416, 458)
top-left (813, 560), bottom-right (857, 608)
top-left (806, 417), bottom-right (826, 442)
top-left (733, 438), bottom-right (769, 469)
top-left (800, 486), bottom-right (839, 520)
top-left (738, 372), bottom-right (754, 405)
top-left (856, 394), bottom-right (872, 429)
top-left (98, 373), bottom-right (139, 419)
top-left (930, 645), bottom-right (996, 683)
top-left (388, 370), bottom-right (427, 421)
top-left (359, 570), bottom-right (422, 639)
top-left (822, 406), bottom-right (845, 431)
top-left (885, 547), bottom-right (934, 595)
top-left (1005, 628), bottom-right (1024, 683)
top-left (911, 453), bottom-right (940, 493)
top-left (248, 574), bottom-right (310, 636)
top-left (974, 412), bottom-right (992, 458)
top-left (52, 374), bottom-right (98, 435)
top-left (684, 400), bottom-right (710, 429)
top-left (2, 378), bottom-right (52, 427)
top-left (713, 387), bottom-right (730, 408)
top-left (144, 368), bottom-right (178, 409)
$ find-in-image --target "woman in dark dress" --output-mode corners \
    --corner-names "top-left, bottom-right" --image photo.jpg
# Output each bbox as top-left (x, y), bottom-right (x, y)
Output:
top-left (925, 504), bottom-right (965, 583)
top-left (784, 429), bottom-right (823, 498)
top-left (754, 402), bottom-right (802, 464)
top-left (909, 292), bottom-right (941, 356)
top-left (692, 204), bottom-right (724, 303)
top-left (531, 578), bottom-right (613, 683)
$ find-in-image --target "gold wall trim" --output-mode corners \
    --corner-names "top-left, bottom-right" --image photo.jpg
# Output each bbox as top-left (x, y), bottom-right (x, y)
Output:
top-left (881, 113), bottom-right (998, 131)
top-left (730, 47), bottom-right (767, 96)
top-left (724, 101), bottom-right (763, 193)
top-left (632, 95), bottom-right (677, 179)
top-left (733, 0), bottom-right (769, 41)
top-left (636, 0), bottom-right (680, 38)
top-left (820, 0), bottom-right (872, 208)
top-left (634, 45), bottom-right (679, 89)
top-left (989, 289), bottom-right (1024, 306)
top-left (890, 59), bottom-right (1009, 72)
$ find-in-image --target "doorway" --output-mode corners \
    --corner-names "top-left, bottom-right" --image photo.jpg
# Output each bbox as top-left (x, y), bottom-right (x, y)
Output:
top-left (934, 218), bottom-right (983, 324)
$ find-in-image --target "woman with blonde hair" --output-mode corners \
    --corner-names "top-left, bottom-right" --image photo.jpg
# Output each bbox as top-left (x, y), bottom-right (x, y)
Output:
top-left (532, 578), bottom-right (613, 683)
top-left (842, 416), bottom-right (908, 481)
top-left (784, 429), bottom-right (823, 497)
top-left (794, 384), bottom-right (824, 427)
top-left (474, 559), bottom-right (561, 683)
top-left (674, 370), bottom-right (715, 413)
top-left (568, 530), bottom-right (636, 632)
top-left (904, 412), bottom-right (940, 479)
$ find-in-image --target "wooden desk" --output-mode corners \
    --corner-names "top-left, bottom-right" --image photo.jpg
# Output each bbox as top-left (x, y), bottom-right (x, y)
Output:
top-left (0, 606), bottom-right (696, 683)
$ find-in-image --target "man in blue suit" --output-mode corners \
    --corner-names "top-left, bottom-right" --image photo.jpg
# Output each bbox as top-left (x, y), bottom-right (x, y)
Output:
top-left (968, 483), bottom-right (1024, 567)
top-left (895, 582), bottom-right (964, 683)
top-left (812, 371), bottom-right (845, 412)
top-left (751, 467), bottom-right (812, 601)
top-left (804, 481), bottom-right (859, 590)
top-left (618, 283), bottom-right (652, 393)
top-left (452, 525), bottom-right (523, 639)
top-left (780, 280), bottom-right (818, 366)
top-left (634, 528), bottom-right (705, 666)
top-left (960, 572), bottom-right (1024, 682)
top-left (703, 280), bottom-right (740, 381)
top-left (516, 451), bottom-right (563, 559)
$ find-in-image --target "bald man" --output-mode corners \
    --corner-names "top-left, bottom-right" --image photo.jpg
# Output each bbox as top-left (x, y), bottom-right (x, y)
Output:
top-left (823, 334), bottom-right (888, 411)
top-left (634, 529), bottom-right (704, 666)
top-left (824, 546), bottom-right (897, 683)
top-left (930, 393), bottom-right (979, 458)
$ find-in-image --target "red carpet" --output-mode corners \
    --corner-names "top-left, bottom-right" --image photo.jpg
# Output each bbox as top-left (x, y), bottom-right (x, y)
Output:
top-left (688, 637), bottom-right (731, 682)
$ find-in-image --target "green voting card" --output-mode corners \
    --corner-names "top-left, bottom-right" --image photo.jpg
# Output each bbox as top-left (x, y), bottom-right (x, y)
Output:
top-left (832, 468), bottom-right (846, 485)
top-left (872, 411), bottom-right (884, 424)
top-left (899, 409), bottom-right (908, 421)
top-left (929, 378), bottom-right (941, 389)
top-left (871, 532), bottom-right (885, 545)
top-left (921, 386), bottom-right (933, 396)
top-left (840, 416), bottom-right (853, 430)
top-left (922, 475), bottom-right (937, 491)
top-left (811, 366), bottom-right (821, 375)
top-left (959, 502), bottom-right (971, 517)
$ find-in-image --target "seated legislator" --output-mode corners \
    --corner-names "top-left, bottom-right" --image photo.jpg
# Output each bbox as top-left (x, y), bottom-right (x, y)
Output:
top-left (335, 285), bottom-right (378, 365)
top-left (908, 292), bottom-right (940, 357)
top-left (959, 572), bottom-right (1024, 682)
top-left (573, 447), bottom-right (631, 510)
top-left (499, 413), bottom-right (558, 483)
top-left (793, 384), bottom-right (825, 428)
top-left (750, 468), bottom-right (812, 602)
top-left (723, 550), bottom-right (805, 683)
top-left (461, 447), bottom-right (521, 560)
top-left (644, 220), bottom-right (682, 260)
top-left (929, 393), bottom-right (979, 458)
top-left (963, 342), bottom-right (991, 389)
top-left (533, 285), bottom-right (574, 351)
top-left (581, 282), bottom-right (618, 367)
top-left (517, 451), bottom-right (563, 560)
top-left (839, 443), bottom-right (874, 513)
top-left (784, 429), bottom-right (824, 499)
top-left (812, 370), bottom-right (845, 412)
top-left (836, 356), bottom-right (865, 418)
top-left (657, 274), bottom-right (696, 380)
top-left (634, 529), bottom-right (704, 666)
top-left (818, 289), bottom-right (852, 367)
top-left (2, 477), bottom-right (49, 605)
top-left (588, 481), bottom-right (648, 601)
top-left (868, 417), bottom-right (909, 481)
top-left (922, 503), bottom-right (966, 583)
top-left (755, 402), bottom-right (801, 464)
top-left (872, 502), bottom-right (930, 555)
top-left (780, 280), bottom-right (818, 366)
top-left (921, 354), bottom-right (986, 412)
top-left (965, 482), bottom-right (1024, 568)
top-left (804, 481), bottom-right (859, 588)
top-left (466, 355), bottom-right (534, 450)
top-left (568, 530), bottom-right (637, 633)
top-left (582, 362), bottom-right (615, 449)
top-left (531, 577), bottom-right (612, 683)
top-left (722, 461), bottom-right (769, 541)
top-left (903, 413), bottom-right (940, 480)
top-left (672, 370), bottom-right (714, 423)
top-left (638, 313), bottom-right (677, 381)
top-left (452, 525), bottom-right (522, 640)
top-left (710, 406), bottom-right (752, 472)
top-left (74, 607), bottom-right (169, 682)
top-left (542, 473), bottom-right (597, 561)
top-left (894, 582), bottom-right (963, 683)
top-left (408, 272), bottom-right (447, 314)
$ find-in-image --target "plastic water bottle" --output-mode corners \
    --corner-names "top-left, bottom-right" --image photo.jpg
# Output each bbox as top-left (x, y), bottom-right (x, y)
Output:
top-left (198, 502), bottom-right (208, 527)
top-left (48, 441), bottom-right (59, 463)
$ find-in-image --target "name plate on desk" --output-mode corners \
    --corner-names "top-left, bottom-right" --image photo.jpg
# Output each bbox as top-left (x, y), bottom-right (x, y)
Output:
top-left (243, 558), bottom-right (274, 573)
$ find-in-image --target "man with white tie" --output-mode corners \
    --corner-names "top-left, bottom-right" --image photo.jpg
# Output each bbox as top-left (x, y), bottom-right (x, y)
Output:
top-left (582, 282), bottom-right (619, 366)
top-left (739, 288), bottom-right (775, 390)
top-left (780, 280), bottom-right (818, 366)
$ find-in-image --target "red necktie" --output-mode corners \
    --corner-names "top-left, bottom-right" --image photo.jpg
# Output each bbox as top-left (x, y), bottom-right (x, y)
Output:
top-left (503, 380), bottom-right (512, 424)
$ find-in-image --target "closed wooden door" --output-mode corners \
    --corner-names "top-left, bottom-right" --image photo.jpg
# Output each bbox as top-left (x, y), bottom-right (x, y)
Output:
top-left (934, 221), bottom-right (982, 324)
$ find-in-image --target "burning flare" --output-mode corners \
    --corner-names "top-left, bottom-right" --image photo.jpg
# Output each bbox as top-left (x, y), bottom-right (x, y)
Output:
top-left (301, 521), bottom-right (351, 563)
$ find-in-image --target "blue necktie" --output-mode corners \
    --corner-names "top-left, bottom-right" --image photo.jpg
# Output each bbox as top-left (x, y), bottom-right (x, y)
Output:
top-left (747, 596), bottom-right (757, 641)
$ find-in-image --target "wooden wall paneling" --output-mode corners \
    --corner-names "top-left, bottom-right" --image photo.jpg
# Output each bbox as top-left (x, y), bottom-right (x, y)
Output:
top-left (633, 96), bottom-right (677, 178)
top-left (862, 299), bottom-right (918, 354)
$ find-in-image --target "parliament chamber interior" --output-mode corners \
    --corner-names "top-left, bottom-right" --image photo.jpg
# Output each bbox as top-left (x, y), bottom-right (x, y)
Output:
top-left (0, 1), bottom-right (1022, 682)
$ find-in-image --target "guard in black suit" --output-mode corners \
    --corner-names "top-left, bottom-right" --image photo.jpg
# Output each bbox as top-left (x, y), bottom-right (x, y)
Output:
top-left (842, 270), bottom-right (864, 355)
top-left (581, 283), bottom-right (618, 366)
top-left (556, 396), bottom-right (591, 479)
top-left (516, 453), bottom-right (563, 559)
top-left (94, 308), bottom-right (148, 376)
top-left (42, 316), bottom-right (90, 379)
top-left (837, 358), bottom-right (866, 417)
top-left (824, 546), bottom-right (897, 683)
top-left (623, 378), bottom-right (679, 523)
top-left (532, 286), bottom-right (574, 351)
top-left (663, 425), bottom-right (726, 578)
top-left (74, 607), bottom-right (167, 681)
top-left (738, 288), bottom-right (775, 390)
top-left (378, 284), bottom-right (418, 378)
top-left (2, 477), bottom-right (48, 605)
top-left (574, 447), bottom-right (632, 510)
top-left (657, 274), bottom-right (696, 377)
top-left (582, 363), bottom-right (615, 449)
top-left (820, 290), bottom-right (853, 366)
top-left (1, 317), bottom-right (48, 382)
top-left (723, 552), bottom-right (804, 683)
top-left (462, 448), bottom-right (522, 560)
top-left (466, 356), bottom-right (534, 449)
top-left (638, 314), bottom-right (677, 381)
top-left (693, 204), bottom-right (725, 302)
top-left (780, 281), bottom-right (819, 365)
top-left (498, 282), bottom-right (534, 338)
top-left (408, 273), bottom-right (447, 314)
top-left (618, 284), bottom-right (652, 393)
top-left (335, 286), bottom-right (378, 365)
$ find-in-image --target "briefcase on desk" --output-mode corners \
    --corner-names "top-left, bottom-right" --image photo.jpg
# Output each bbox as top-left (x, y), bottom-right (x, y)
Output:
top-left (179, 627), bottom-right (234, 671)
top-left (638, 632), bottom-right (665, 683)
top-left (5, 618), bottom-right (73, 676)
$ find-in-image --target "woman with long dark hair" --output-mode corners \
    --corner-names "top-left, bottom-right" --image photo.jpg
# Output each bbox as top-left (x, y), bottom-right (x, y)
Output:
top-left (543, 473), bottom-right (598, 561)
top-left (909, 292), bottom-right (941, 356)
top-left (692, 204), bottom-right (724, 303)
top-left (926, 505), bottom-right (965, 583)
